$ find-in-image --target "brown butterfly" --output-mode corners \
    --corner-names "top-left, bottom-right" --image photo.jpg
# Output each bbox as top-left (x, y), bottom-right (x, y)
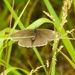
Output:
top-left (10, 29), bottom-right (60, 47)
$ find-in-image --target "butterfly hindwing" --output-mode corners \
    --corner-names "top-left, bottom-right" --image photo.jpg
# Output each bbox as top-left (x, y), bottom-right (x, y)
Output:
top-left (18, 38), bottom-right (32, 47)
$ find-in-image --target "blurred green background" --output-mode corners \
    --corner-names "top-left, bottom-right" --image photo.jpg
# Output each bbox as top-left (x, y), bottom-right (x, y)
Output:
top-left (0, 0), bottom-right (75, 75)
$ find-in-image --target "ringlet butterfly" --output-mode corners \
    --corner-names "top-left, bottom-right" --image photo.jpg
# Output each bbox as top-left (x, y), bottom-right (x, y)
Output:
top-left (10, 29), bottom-right (60, 47)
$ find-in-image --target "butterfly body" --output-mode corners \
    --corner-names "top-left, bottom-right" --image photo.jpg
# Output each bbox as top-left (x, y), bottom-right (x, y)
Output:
top-left (31, 29), bottom-right (37, 41)
top-left (10, 29), bottom-right (59, 47)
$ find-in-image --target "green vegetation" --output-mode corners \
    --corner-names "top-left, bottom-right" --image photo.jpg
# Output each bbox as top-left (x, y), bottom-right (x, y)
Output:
top-left (0, 0), bottom-right (75, 75)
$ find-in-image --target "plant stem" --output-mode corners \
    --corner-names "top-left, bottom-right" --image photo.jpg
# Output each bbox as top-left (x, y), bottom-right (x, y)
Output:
top-left (49, 37), bottom-right (59, 75)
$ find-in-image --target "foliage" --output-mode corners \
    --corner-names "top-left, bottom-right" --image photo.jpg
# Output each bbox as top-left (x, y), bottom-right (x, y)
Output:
top-left (0, 0), bottom-right (75, 75)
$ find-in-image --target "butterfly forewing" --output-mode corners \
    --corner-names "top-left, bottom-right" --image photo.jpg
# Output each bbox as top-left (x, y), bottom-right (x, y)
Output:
top-left (38, 29), bottom-right (56, 41)
top-left (10, 29), bottom-right (33, 40)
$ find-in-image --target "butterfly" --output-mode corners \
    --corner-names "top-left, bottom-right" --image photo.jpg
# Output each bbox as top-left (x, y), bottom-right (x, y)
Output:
top-left (10, 29), bottom-right (60, 47)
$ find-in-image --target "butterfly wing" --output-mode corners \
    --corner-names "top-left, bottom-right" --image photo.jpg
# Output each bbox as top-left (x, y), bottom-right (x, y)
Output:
top-left (33, 29), bottom-right (59, 47)
top-left (10, 29), bottom-right (34, 47)
top-left (18, 38), bottom-right (32, 47)
top-left (33, 30), bottom-right (48, 47)
top-left (38, 29), bottom-right (59, 41)
top-left (10, 29), bottom-right (33, 40)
